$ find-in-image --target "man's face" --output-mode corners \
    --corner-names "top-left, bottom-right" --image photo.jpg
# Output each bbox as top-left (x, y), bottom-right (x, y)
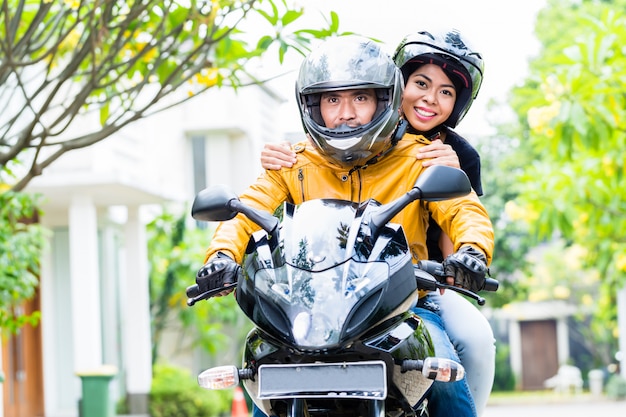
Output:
top-left (319, 89), bottom-right (378, 128)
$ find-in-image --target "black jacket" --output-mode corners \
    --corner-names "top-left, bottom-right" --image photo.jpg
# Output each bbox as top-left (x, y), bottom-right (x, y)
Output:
top-left (427, 127), bottom-right (483, 262)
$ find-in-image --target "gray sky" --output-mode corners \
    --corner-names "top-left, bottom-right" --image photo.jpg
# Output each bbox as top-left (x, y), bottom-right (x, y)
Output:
top-left (261, 0), bottom-right (546, 138)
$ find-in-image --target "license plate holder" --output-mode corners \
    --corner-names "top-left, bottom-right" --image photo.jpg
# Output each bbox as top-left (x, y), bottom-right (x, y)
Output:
top-left (258, 361), bottom-right (387, 400)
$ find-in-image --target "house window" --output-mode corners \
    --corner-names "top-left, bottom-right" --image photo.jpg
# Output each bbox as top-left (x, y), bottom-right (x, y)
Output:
top-left (191, 135), bottom-right (207, 195)
top-left (191, 135), bottom-right (207, 229)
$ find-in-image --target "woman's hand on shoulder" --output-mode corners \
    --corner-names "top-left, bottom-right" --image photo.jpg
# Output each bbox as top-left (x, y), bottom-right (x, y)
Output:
top-left (416, 139), bottom-right (460, 168)
top-left (261, 142), bottom-right (297, 170)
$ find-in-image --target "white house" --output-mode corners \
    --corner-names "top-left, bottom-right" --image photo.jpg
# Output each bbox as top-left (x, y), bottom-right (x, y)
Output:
top-left (3, 81), bottom-right (288, 417)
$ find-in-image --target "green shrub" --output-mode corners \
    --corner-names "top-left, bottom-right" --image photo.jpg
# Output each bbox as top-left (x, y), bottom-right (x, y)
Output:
top-left (116, 397), bottom-right (129, 415)
top-left (492, 343), bottom-right (515, 392)
top-left (606, 374), bottom-right (626, 400)
top-left (150, 363), bottom-right (233, 417)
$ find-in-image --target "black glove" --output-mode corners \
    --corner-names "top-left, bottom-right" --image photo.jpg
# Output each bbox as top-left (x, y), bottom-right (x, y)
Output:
top-left (443, 246), bottom-right (489, 293)
top-left (196, 252), bottom-right (240, 293)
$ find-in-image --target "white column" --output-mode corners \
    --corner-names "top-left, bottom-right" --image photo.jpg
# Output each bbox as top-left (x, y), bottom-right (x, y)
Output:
top-left (69, 195), bottom-right (103, 370)
top-left (618, 286), bottom-right (626, 377)
top-left (122, 206), bottom-right (153, 413)
top-left (556, 317), bottom-right (570, 365)
top-left (508, 320), bottom-right (522, 389)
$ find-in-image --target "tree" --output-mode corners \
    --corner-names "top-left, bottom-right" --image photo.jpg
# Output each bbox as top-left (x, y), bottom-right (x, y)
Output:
top-left (0, 0), bottom-right (344, 191)
top-left (475, 130), bottom-right (537, 308)
top-left (0, 0), bottom-right (344, 332)
top-left (0, 188), bottom-right (46, 332)
top-left (146, 208), bottom-right (250, 364)
top-left (507, 0), bottom-right (626, 360)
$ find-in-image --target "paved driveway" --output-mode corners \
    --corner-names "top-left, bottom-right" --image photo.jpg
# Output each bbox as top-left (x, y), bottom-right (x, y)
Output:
top-left (483, 397), bottom-right (625, 417)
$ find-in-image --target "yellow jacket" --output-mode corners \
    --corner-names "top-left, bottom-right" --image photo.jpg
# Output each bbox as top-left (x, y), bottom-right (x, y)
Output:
top-left (205, 133), bottom-right (494, 268)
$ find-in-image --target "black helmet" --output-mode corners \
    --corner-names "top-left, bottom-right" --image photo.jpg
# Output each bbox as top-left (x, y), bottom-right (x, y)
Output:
top-left (392, 29), bottom-right (484, 128)
top-left (296, 36), bottom-right (403, 167)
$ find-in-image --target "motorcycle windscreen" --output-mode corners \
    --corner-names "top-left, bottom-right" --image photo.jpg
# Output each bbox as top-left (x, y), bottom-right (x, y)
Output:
top-left (279, 199), bottom-right (360, 271)
top-left (254, 260), bottom-right (388, 349)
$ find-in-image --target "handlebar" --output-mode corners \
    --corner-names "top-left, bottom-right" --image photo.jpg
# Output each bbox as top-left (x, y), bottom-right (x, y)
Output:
top-left (187, 259), bottom-right (498, 307)
top-left (415, 260), bottom-right (499, 306)
top-left (186, 282), bottom-right (237, 306)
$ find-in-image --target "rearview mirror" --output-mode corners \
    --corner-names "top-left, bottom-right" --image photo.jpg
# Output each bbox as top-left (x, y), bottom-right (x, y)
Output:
top-left (413, 165), bottom-right (471, 201)
top-left (191, 184), bottom-right (279, 233)
top-left (191, 184), bottom-right (239, 222)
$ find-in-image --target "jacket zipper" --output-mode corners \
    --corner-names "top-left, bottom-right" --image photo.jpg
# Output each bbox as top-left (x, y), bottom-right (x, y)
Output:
top-left (298, 168), bottom-right (305, 202)
top-left (356, 170), bottom-right (362, 202)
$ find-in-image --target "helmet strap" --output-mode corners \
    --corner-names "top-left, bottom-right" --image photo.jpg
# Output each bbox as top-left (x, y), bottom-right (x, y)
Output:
top-left (391, 118), bottom-right (408, 146)
top-left (347, 149), bottom-right (387, 176)
top-left (407, 124), bottom-right (442, 141)
top-left (347, 119), bottom-right (409, 176)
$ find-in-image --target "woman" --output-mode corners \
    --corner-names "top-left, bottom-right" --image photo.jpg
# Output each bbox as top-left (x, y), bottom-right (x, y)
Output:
top-left (260, 29), bottom-right (496, 416)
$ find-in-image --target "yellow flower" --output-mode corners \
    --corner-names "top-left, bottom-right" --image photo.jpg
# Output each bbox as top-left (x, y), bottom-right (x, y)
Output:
top-left (564, 244), bottom-right (586, 270)
top-left (616, 253), bottom-right (626, 272)
top-left (527, 102), bottom-right (561, 134)
top-left (581, 294), bottom-right (593, 307)
top-left (577, 213), bottom-right (589, 224)
top-left (541, 75), bottom-right (566, 101)
top-left (553, 285), bottom-right (570, 299)
top-left (601, 156), bottom-right (616, 177)
top-left (195, 68), bottom-right (219, 87)
top-left (209, 0), bottom-right (220, 23)
top-left (528, 289), bottom-right (549, 302)
top-left (58, 29), bottom-right (82, 56)
top-left (504, 200), bottom-right (524, 221)
top-left (64, 0), bottom-right (81, 9)
top-left (142, 48), bottom-right (157, 63)
top-left (608, 95), bottom-right (620, 126)
top-left (505, 200), bottom-right (539, 223)
top-left (157, 258), bottom-right (169, 274)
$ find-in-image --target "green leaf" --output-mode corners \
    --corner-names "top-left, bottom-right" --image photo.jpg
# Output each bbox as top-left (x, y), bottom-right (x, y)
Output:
top-left (257, 35), bottom-right (273, 50)
top-left (281, 9), bottom-right (302, 26)
top-left (100, 102), bottom-right (110, 126)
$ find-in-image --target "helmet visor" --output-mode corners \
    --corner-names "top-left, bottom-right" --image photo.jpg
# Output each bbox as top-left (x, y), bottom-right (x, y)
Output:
top-left (298, 38), bottom-right (398, 95)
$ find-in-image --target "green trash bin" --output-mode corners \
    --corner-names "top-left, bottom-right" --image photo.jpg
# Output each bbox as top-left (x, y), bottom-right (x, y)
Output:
top-left (76, 365), bottom-right (118, 417)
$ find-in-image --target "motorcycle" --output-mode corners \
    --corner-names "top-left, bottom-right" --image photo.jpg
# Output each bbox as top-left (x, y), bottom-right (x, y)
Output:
top-left (186, 165), bottom-right (498, 417)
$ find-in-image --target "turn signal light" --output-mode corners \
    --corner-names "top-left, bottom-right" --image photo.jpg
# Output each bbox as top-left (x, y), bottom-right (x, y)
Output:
top-left (198, 365), bottom-right (240, 389)
top-left (422, 357), bottom-right (465, 382)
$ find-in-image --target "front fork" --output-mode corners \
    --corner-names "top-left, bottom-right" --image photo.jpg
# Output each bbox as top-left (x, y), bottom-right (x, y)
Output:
top-left (282, 398), bottom-right (385, 417)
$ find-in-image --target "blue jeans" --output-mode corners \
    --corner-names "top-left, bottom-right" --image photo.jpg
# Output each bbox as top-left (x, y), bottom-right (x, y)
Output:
top-left (413, 303), bottom-right (477, 417)
top-left (252, 404), bottom-right (267, 417)
top-left (430, 291), bottom-right (495, 416)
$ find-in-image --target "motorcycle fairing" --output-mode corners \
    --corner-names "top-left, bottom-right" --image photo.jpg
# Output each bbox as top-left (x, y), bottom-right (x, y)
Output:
top-left (364, 311), bottom-right (435, 406)
top-left (237, 199), bottom-right (419, 350)
top-left (243, 311), bottom-right (432, 416)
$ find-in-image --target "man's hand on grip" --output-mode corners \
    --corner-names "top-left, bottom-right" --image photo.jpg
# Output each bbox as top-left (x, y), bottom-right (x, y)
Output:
top-left (196, 252), bottom-right (240, 297)
top-left (443, 246), bottom-right (488, 293)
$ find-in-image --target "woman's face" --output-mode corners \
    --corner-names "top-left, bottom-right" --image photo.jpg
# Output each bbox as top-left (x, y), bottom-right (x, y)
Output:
top-left (401, 63), bottom-right (456, 132)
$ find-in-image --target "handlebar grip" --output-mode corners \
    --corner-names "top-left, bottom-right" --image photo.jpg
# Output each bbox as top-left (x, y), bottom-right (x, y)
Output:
top-left (483, 278), bottom-right (499, 292)
top-left (416, 260), bottom-right (445, 279)
top-left (186, 284), bottom-right (201, 298)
